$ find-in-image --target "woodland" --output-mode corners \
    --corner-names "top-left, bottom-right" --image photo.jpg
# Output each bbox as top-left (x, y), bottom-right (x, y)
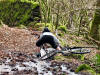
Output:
top-left (0, 0), bottom-right (100, 75)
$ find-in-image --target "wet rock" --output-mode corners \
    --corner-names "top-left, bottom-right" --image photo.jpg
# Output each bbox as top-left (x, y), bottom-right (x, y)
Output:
top-left (20, 63), bottom-right (27, 67)
top-left (46, 67), bottom-right (51, 71)
top-left (15, 58), bottom-right (24, 62)
top-left (52, 71), bottom-right (57, 75)
top-left (11, 68), bottom-right (18, 71)
top-left (50, 61), bottom-right (57, 66)
top-left (69, 64), bottom-right (77, 72)
top-left (70, 68), bottom-right (75, 72)
top-left (33, 67), bottom-right (37, 71)
top-left (30, 59), bottom-right (37, 63)
top-left (78, 71), bottom-right (92, 75)
top-left (34, 71), bottom-right (38, 75)
top-left (0, 72), bottom-right (9, 75)
top-left (40, 72), bottom-right (44, 75)
top-left (8, 61), bottom-right (16, 67)
top-left (52, 68), bottom-right (57, 72)
top-left (23, 69), bottom-right (32, 74)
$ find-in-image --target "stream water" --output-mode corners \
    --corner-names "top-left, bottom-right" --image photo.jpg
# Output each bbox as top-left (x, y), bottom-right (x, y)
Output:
top-left (0, 58), bottom-right (78, 75)
top-left (0, 51), bottom-right (80, 75)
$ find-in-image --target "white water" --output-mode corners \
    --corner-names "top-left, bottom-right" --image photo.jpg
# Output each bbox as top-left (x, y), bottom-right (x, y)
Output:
top-left (0, 58), bottom-right (78, 75)
top-left (61, 65), bottom-right (78, 75)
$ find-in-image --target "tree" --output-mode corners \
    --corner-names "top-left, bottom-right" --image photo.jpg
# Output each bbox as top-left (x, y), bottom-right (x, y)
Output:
top-left (90, 0), bottom-right (100, 48)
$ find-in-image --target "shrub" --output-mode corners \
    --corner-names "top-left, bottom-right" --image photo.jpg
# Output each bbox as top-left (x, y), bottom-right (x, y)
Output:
top-left (34, 23), bottom-right (53, 31)
top-left (58, 25), bottom-right (67, 33)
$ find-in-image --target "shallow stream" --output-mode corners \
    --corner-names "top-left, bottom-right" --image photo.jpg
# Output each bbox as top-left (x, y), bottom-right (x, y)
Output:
top-left (0, 52), bottom-right (79, 75)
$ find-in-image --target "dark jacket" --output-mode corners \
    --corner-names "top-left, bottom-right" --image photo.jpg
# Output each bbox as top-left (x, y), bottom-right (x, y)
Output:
top-left (36, 32), bottom-right (60, 49)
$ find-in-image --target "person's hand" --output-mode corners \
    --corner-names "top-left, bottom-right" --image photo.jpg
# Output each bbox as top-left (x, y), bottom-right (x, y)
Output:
top-left (56, 46), bottom-right (61, 51)
top-left (56, 53), bottom-right (62, 56)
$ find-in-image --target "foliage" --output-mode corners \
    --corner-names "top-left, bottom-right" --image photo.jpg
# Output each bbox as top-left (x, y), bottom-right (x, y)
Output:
top-left (17, 24), bottom-right (27, 29)
top-left (64, 54), bottom-right (85, 61)
top-left (75, 64), bottom-right (94, 73)
top-left (0, 20), bottom-right (3, 27)
top-left (0, 0), bottom-right (40, 27)
top-left (54, 55), bottom-right (65, 60)
top-left (58, 32), bottom-right (64, 37)
top-left (90, 0), bottom-right (100, 48)
top-left (33, 23), bottom-right (54, 31)
top-left (59, 38), bottom-right (67, 47)
top-left (58, 25), bottom-right (67, 33)
top-left (93, 54), bottom-right (100, 66)
top-left (86, 70), bottom-right (96, 75)
top-left (38, 0), bottom-right (95, 36)
top-left (90, 9), bottom-right (100, 41)
top-left (80, 54), bottom-right (85, 61)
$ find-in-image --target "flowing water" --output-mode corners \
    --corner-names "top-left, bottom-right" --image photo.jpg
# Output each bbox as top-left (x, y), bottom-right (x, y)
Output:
top-left (0, 59), bottom-right (78, 75)
top-left (0, 51), bottom-right (79, 75)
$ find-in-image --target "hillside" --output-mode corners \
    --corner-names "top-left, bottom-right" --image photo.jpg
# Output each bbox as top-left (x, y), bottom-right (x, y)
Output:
top-left (0, 25), bottom-right (40, 54)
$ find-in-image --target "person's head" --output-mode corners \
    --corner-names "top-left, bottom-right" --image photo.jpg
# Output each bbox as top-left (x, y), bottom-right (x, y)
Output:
top-left (42, 27), bottom-right (50, 33)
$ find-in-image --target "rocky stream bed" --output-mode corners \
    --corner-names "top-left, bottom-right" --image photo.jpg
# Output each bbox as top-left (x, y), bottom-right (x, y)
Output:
top-left (0, 51), bottom-right (80, 75)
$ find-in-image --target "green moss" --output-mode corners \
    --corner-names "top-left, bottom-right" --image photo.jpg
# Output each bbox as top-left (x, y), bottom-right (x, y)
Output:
top-left (75, 39), bottom-right (81, 43)
top-left (87, 70), bottom-right (96, 75)
top-left (58, 25), bottom-right (67, 33)
top-left (90, 9), bottom-right (100, 41)
top-left (59, 38), bottom-right (67, 47)
top-left (94, 54), bottom-right (100, 66)
top-left (0, 0), bottom-right (40, 27)
top-left (34, 23), bottom-right (53, 31)
top-left (58, 32), bottom-right (64, 37)
top-left (75, 64), bottom-right (94, 73)
top-left (17, 24), bottom-right (27, 29)
top-left (54, 55), bottom-right (65, 60)
top-left (0, 20), bottom-right (3, 27)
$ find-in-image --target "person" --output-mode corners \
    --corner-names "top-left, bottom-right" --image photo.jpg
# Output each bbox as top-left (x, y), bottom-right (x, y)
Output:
top-left (36, 27), bottom-right (61, 57)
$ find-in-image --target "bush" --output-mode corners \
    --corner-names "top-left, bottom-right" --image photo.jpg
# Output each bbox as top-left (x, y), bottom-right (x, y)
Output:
top-left (95, 54), bottom-right (100, 66)
top-left (58, 25), bottom-right (67, 33)
top-left (34, 23), bottom-right (53, 31)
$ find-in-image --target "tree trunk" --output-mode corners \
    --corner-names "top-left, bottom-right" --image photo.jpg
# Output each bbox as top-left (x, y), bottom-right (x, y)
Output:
top-left (90, 0), bottom-right (100, 49)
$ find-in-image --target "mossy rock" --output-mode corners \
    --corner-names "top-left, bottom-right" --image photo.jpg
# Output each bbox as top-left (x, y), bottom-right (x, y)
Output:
top-left (75, 64), bottom-right (94, 73)
top-left (0, 0), bottom-right (41, 27)
top-left (78, 70), bottom-right (96, 75)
